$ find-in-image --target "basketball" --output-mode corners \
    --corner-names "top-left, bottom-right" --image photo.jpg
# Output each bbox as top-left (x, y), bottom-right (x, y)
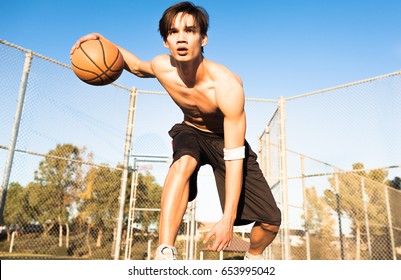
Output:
top-left (70, 39), bottom-right (124, 86)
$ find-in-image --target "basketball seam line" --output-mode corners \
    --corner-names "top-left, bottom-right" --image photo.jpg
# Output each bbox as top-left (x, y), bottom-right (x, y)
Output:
top-left (79, 40), bottom-right (121, 84)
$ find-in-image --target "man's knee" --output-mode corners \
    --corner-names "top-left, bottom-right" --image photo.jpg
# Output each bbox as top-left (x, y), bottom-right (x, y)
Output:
top-left (260, 222), bottom-right (280, 234)
top-left (171, 155), bottom-right (197, 175)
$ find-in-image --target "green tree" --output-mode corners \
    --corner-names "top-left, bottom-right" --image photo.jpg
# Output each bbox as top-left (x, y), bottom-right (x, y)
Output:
top-left (3, 183), bottom-right (27, 225)
top-left (31, 144), bottom-right (81, 244)
top-left (302, 186), bottom-right (336, 259)
top-left (22, 181), bottom-right (60, 236)
top-left (388, 176), bottom-right (401, 190)
top-left (304, 187), bottom-right (335, 237)
top-left (77, 165), bottom-right (122, 254)
top-left (326, 163), bottom-right (391, 259)
top-left (134, 171), bottom-right (163, 233)
top-left (3, 182), bottom-right (29, 240)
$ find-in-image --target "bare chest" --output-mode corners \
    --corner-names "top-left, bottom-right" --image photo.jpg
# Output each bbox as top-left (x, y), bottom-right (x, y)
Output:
top-left (164, 79), bottom-right (220, 116)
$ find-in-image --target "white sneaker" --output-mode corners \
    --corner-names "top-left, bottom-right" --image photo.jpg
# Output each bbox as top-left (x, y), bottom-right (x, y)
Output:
top-left (244, 251), bottom-right (264, 260)
top-left (154, 244), bottom-right (178, 260)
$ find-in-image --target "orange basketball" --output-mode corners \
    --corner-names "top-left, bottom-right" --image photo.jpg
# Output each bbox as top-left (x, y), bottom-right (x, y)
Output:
top-left (70, 39), bottom-right (124, 86)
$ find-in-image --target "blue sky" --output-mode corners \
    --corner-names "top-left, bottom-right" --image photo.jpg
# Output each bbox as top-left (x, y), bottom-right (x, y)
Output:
top-left (2, 0), bottom-right (401, 98)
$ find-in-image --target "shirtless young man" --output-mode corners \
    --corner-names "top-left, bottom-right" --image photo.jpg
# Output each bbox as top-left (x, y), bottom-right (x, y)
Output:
top-left (71, 1), bottom-right (281, 260)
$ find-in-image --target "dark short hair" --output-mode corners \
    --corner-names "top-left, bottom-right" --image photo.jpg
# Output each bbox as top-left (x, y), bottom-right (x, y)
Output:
top-left (159, 2), bottom-right (209, 42)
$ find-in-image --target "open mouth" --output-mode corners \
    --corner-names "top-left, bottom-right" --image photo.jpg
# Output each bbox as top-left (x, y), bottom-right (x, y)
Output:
top-left (177, 47), bottom-right (188, 56)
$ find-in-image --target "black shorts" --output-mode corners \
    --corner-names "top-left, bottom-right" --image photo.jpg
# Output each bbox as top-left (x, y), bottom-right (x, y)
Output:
top-left (168, 122), bottom-right (281, 226)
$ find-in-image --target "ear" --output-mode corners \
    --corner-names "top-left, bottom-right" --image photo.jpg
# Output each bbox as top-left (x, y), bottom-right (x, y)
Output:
top-left (201, 34), bottom-right (208, 47)
top-left (163, 40), bottom-right (169, 48)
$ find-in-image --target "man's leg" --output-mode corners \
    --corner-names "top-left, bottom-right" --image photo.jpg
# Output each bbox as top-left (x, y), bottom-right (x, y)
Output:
top-left (156, 155), bottom-right (197, 259)
top-left (245, 222), bottom-right (280, 259)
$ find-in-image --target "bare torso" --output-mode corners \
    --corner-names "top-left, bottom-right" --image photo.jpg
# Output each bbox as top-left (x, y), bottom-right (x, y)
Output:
top-left (152, 55), bottom-right (238, 134)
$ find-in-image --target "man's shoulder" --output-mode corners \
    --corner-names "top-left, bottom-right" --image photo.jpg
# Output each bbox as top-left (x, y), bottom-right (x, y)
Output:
top-left (151, 54), bottom-right (171, 67)
top-left (151, 54), bottom-right (174, 75)
top-left (205, 59), bottom-right (242, 86)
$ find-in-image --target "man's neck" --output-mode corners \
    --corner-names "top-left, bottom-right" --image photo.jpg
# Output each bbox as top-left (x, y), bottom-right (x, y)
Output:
top-left (175, 55), bottom-right (204, 88)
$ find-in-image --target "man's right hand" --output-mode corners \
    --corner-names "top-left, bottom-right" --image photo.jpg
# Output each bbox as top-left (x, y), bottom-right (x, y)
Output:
top-left (70, 33), bottom-right (105, 55)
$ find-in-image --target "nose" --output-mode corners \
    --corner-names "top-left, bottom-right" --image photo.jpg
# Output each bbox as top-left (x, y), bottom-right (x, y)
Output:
top-left (177, 31), bottom-right (187, 43)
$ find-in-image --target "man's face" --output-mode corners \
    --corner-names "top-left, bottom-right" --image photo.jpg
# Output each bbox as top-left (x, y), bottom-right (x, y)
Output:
top-left (164, 13), bottom-right (208, 62)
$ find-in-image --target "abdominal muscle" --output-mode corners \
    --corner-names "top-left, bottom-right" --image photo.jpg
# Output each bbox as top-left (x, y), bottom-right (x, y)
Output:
top-left (183, 114), bottom-right (224, 134)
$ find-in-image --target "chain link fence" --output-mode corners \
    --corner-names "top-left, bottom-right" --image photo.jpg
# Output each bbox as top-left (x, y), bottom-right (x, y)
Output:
top-left (0, 40), bottom-right (133, 259)
top-left (261, 72), bottom-right (401, 260)
top-left (1, 40), bottom-right (400, 260)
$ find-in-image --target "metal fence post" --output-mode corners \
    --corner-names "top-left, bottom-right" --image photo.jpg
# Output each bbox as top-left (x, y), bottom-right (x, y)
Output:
top-left (0, 51), bottom-right (32, 223)
top-left (278, 96), bottom-right (290, 260)
top-left (361, 177), bottom-right (372, 258)
top-left (125, 160), bottom-right (138, 260)
top-left (334, 171), bottom-right (345, 260)
top-left (114, 87), bottom-right (138, 260)
top-left (300, 155), bottom-right (311, 260)
top-left (188, 200), bottom-right (196, 260)
top-left (384, 186), bottom-right (397, 260)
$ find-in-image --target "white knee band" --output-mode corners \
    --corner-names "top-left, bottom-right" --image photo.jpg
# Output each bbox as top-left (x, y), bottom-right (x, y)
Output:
top-left (223, 146), bottom-right (245, 161)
